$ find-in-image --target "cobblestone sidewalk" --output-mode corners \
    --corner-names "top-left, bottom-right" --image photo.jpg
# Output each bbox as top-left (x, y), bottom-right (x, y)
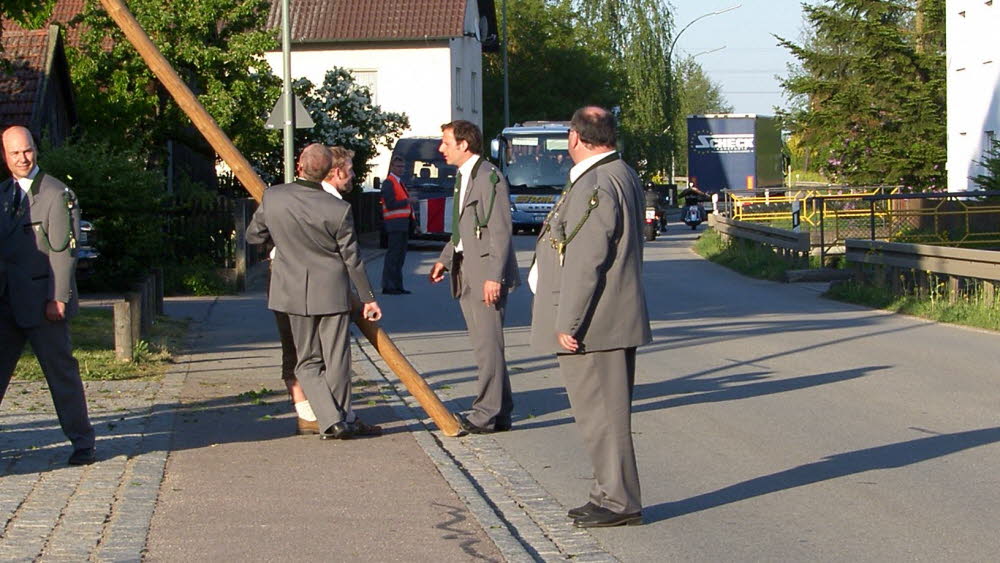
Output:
top-left (0, 372), bottom-right (182, 562)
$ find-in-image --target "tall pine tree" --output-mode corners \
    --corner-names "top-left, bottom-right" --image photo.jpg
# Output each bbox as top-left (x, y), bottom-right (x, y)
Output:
top-left (778, 0), bottom-right (945, 189)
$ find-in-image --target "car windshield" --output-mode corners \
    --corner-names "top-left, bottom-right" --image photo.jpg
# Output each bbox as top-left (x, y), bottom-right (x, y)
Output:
top-left (502, 133), bottom-right (571, 188)
top-left (401, 159), bottom-right (456, 192)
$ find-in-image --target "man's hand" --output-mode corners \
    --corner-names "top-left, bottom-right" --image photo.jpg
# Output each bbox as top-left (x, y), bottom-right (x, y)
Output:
top-left (46, 300), bottom-right (66, 322)
top-left (362, 302), bottom-right (382, 322)
top-left (557, 332), bottom-right (579, 353)
top-left (429, 262), bottom-right (447, 283)
top-left (483, 280), bottom-right (501, 306)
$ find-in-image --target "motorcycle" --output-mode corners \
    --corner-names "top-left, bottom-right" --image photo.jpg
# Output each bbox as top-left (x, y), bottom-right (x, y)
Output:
top-left (681, 192), bottom-right (708, 230)
top-left (644, 206), bottom-right (662, 241)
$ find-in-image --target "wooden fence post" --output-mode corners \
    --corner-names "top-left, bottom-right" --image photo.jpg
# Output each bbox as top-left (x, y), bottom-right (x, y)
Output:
top-left (233, 198), bottom-right (248, 292)
top-left (127, 288), bottom-right (143, 344)
top-left (152, 267), bottom-right (164, 315)
top-left (114, 300), bottom-right (134, 361)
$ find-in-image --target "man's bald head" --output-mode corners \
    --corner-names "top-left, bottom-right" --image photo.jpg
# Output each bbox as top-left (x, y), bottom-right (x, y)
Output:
top-left (2, 126), bottom-right (38, 179)
top-left (297, 143), bottom-right (333, 182)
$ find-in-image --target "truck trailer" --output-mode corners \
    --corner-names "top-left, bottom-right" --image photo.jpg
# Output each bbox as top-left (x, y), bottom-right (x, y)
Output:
top-left (686, 114), bottom-right (785, 194)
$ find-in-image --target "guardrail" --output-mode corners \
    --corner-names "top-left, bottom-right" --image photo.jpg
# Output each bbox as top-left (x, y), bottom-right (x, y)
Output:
top-left (709, 214), bottom-right (811, 267)
top-left (845, 239), bottom-right (1000, 303)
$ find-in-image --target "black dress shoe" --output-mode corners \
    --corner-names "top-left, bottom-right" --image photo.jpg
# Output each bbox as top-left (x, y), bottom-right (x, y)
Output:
top-left (350, 418), bottom-right (383, 436)
top-left (567, 501), bottom-right (599, 519)
top-left (458, 415), bottom-right (508, 434)
top-left (68, 447), bottom-right (96, 466)
top-left (382, 289), bottom-right (411, 295)
top-left (573, 506), bottom-right (643, 528)
top-left (320, 421), bottom-right (353, 440)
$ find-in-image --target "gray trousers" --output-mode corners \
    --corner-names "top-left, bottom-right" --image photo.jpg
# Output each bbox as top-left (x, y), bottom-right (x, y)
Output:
top-left (457, 273), bottom-right (512, 428)
top-left (0, 298), bottom-right (95, 451)
top-left (382, 230), bottom-right (409, 291)
top-left (286, 312), bottom-right (355, 433)
top-left (558, 347), bottom-right (641, 514)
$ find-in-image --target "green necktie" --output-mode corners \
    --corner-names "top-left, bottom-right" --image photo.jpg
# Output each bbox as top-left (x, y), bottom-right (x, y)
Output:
top-left (451, 171), bottom-right (463, 246)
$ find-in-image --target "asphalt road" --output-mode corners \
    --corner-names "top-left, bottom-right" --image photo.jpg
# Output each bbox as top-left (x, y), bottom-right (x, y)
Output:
top-left (373, 227), bottom-right (1000, 562)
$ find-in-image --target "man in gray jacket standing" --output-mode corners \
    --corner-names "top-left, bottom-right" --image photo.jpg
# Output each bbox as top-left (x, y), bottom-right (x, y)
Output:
top-left (247, 144), bottom-right (382, 440)
top-left (530, 107), bottom-right (651, 527)
top-left (0, 125), bottom-right (96, 465)
top-left (430, 120), bottom-right (519, 434)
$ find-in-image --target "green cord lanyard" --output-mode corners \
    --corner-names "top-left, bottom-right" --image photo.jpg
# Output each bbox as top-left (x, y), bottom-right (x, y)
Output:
top-left (472, 170), bottom-right (500, 239)
top-left (26, 174), bottom-right (77, 253)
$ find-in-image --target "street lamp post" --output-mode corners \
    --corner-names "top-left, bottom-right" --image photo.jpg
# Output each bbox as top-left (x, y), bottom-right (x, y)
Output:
top-left (667, 4), bottom-right (740, 186)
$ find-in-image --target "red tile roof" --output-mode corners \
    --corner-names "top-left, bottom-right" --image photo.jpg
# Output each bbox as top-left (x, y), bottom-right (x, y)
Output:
top-left (2, 0), bottom-right (85, 45)
top-left (0, 29), bottom-right (51, 128)
top-left (267, 0), bottom-right (469, 42)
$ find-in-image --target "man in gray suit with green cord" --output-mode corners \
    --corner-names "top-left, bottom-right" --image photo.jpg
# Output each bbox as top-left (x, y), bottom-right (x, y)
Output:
top-left (0, 125), bottom-right (96, 466)
top-left (530, 107), bottom-right (651, 528)
top-left (430, 120), bottom-right (519, 434)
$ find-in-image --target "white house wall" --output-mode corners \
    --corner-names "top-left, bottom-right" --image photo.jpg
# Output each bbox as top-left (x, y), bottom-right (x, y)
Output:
top-left (947, 0), bottom-right (1000, 191)
top-left (264, 44), bottom-right (455, 187)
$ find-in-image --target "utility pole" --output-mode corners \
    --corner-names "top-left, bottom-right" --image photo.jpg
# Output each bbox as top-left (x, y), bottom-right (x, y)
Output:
top-left (502, 0), bottom-right (510, 128)
top-left (281, 0), bottom-right (294, 183)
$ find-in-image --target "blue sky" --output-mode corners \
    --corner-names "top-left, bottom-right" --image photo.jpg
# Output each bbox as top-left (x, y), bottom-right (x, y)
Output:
top-left (670, 0), bottom-right (808, 115)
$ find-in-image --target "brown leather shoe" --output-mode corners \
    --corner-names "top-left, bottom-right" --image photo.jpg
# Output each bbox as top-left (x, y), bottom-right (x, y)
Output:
top-left (296, 417), bottom-right (320, 435)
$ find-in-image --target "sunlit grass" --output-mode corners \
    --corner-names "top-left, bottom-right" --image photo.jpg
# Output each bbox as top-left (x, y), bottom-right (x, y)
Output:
top-left (13, 308), bottom-right (188, 381)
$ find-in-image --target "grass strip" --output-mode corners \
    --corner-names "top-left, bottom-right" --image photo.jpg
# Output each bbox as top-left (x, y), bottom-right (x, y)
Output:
top-left (13, 307), bottom-right (189, 381)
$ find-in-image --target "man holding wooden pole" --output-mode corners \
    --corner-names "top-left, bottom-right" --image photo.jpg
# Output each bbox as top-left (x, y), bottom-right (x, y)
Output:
top-left (247, 144), bottom-right (383, 440)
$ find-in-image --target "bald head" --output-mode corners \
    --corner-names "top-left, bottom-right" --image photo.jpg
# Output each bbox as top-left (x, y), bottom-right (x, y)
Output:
top-left (297, 143), bottom-right (333, 182)
top-left (2, 126), bottom-right (38, 180)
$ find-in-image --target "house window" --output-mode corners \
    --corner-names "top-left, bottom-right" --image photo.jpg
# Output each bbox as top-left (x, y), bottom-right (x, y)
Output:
top-left (471, 71), bottom-right (479, 114)
top-left (350, 70), bottom-right (378, 104)
top-left (455, 67), bottom-right (464, 110)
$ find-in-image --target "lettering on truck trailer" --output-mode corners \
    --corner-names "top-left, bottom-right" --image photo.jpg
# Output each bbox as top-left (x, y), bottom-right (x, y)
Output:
top-left (692, 134), bottom-right (755, 153)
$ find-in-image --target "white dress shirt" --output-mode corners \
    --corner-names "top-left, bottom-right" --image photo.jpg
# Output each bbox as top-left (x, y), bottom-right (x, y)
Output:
top-left (455, 154), bottom-right (480, 253)
top-left (528, 150), bottom-right (617, 293)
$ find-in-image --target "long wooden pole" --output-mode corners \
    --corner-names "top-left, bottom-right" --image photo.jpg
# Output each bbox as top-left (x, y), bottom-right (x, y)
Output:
top-left (97, 0), bottom-right (463, 437)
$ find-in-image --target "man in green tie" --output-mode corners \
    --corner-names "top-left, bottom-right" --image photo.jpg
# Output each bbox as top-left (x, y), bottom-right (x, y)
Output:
top-left (429, 120), bottom-right (519, 434)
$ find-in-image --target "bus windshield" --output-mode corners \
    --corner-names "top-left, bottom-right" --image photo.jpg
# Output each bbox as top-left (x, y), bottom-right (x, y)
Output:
top-left (501, 133), bottom-right (571, 189)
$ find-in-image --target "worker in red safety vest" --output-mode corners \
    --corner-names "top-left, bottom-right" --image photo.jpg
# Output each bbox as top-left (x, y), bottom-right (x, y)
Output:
top-left (380, 155), bottom-right (414, 294)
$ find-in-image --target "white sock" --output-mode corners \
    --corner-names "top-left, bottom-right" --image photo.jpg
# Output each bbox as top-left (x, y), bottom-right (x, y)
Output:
top-left (294, 400), bottom-right (316, 421)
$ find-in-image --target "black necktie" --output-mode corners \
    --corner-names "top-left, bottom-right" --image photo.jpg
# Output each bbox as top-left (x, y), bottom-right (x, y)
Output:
top-left (9, 183), bottom-right (21, 215)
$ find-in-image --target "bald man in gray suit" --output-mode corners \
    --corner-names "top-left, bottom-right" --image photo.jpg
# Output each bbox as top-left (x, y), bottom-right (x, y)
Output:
top-left (247, 144), bottom-right (383, 440)
top-left (530, 107), bottom-right (651, 528)
top-left (430, 120), bottom-right (519, 434)
top-left (0, 125), bottom-right (95, 466)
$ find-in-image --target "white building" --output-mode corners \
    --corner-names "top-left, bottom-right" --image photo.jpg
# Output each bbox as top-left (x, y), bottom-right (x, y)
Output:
top-left (947, 0), bottom-right (1000, 191)
top-left (264, 0), bottom-right (497, 187)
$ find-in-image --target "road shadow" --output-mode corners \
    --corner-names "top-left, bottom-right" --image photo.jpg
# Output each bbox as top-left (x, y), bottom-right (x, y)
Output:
top-left (641, 426), bottom-right (1000, 524)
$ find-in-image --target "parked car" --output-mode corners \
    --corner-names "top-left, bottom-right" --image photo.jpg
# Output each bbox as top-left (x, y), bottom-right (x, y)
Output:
top-left (76, 219), bottom-right (99, 277)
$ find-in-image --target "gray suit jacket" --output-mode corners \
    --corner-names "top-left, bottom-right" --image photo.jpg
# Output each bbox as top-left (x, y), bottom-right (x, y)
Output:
top-left (530, 154), bottom-right (651, 354)
top-left (438, 157), bottom-right (520, 298)
top-left (0, 172), bottom-right (80, 328)
top-left (246, 179), bottom-right (376, 316)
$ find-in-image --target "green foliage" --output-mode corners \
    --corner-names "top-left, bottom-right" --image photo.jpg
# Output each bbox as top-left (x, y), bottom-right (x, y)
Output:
top-left (692, 228), bottom-right (798, 281)
top-left (971, 139), bottom-right (1000, 191)
top-left (254, 68), bottom-right (409, 185)
top-left (827, 278), bottom-right (1000, 331)
top-left (68, 0), bottom-right (280, 163)
top-left (163, 257), bottom-right (233, 296)
top-left (38, 137), bottom-right (166, 290)
top-left (483, 0), bottom-right (620, 138)
top-left (578, 0), bottom-right (676, 179)
top-left (778, 0), bottom-right (946, 189)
